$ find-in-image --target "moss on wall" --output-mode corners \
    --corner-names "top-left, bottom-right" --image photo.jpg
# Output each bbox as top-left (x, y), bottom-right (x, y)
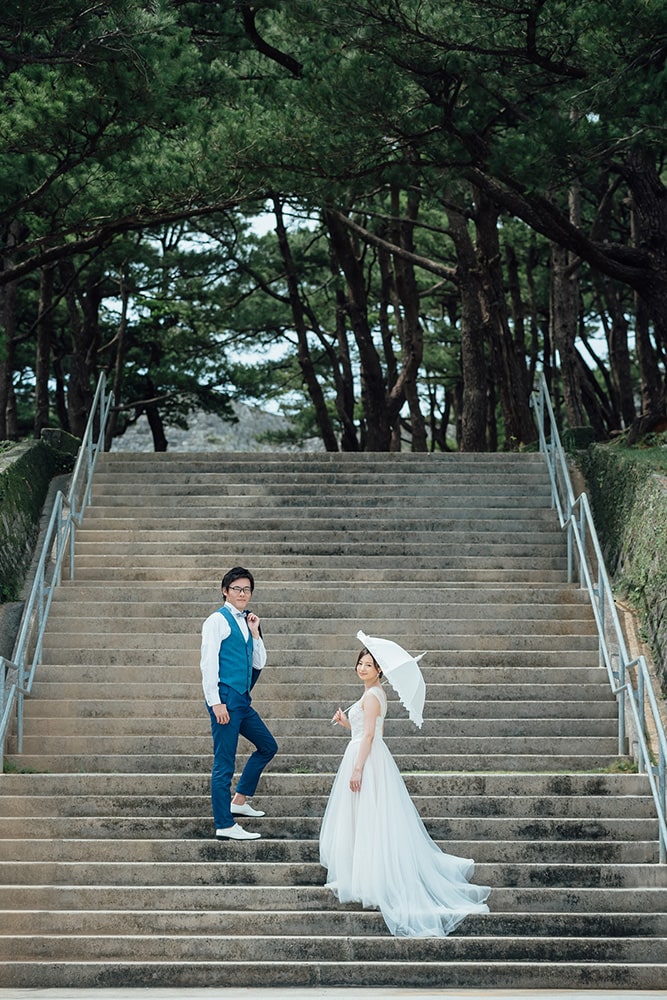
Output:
top-left (0, 440), bottom-right (76, 603)
top-left (579, 445), bottom-right (667, 692)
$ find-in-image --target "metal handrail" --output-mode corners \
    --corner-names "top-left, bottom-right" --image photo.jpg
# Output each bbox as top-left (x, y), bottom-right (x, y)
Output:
top-left (531, 374), bottom-right (667, 862)
top-left (0, 373), bottom-right (114, 770)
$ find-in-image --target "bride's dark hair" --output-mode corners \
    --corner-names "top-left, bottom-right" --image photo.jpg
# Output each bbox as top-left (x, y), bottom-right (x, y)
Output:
top-left (355, 646), bottom-right (383, 679)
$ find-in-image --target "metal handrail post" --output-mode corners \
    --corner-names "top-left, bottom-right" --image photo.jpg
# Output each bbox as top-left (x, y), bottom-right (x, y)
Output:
top-left (660, 756), bottom-right (666, 863)
top-left (597, 566), bottom-right (604, 671)
top-left (567, 519), bottom-right (574, 584)
top-left (617, 654), bottom-right (627, 759)
top-left (637, 660), bottom-right (646, 763)
top-left (82, 386), bottom-right (113, 513)
top-left (579, 502), bottom-right (586, 589)
top-left (67, 373), bottom-right (109, 522)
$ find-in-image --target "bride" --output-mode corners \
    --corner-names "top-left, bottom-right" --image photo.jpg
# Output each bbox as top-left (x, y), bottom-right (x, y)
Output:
top-left (319, 646), bottom-right (491, 937)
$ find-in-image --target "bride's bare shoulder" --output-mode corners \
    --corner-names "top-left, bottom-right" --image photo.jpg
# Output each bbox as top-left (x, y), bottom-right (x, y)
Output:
top-left (363, 685), bottom-right (386, 708)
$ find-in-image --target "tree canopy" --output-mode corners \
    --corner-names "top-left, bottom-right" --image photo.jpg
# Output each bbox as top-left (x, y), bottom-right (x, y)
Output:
top-left (1, 0), bottom-right (665, 450)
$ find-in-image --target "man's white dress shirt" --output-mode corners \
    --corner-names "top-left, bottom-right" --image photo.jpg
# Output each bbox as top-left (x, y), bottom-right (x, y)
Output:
top-left (200, 604), bottom-right (267, 707)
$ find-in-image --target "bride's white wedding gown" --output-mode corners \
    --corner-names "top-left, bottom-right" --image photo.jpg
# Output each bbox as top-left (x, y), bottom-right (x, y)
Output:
top-left (319, 685), bottom-right (491, 937)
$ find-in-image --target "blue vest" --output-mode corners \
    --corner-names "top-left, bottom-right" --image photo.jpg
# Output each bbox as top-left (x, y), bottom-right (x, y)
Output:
top-left (217, 605), bottom-right (254, 694)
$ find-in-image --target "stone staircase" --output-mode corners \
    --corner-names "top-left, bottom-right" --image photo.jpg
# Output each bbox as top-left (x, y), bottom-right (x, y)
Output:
top-left (1, 451), bottom-right (665, 988)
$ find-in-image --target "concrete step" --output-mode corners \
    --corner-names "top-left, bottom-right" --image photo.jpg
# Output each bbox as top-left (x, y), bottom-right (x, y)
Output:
top-left (92, 465), bottom-right (551, 481)
top-left (85, 499), bottom-right (558, 516)
top-left (76, 524), bottom-right (564, 542)
top-left (69, 549), bottom-right (570, 566)
top-left (2, 769), bottom-right (646, 796)
top-left (0, 792), bottom-right (653, 820)
top-left (98, 450), bottom-right (547, 464)
top-left (0, 838), bottom-right (658, 865)
top-left (8, 735), bottom-right (623, 757)
top-left (68, 565), bottom-right (571, 583)
top-left (1, 907), bottom-right (664, 936)
top-left (0, 815), bottom-right (655, 842)
top-left (1, 958), bottom-right (665, 990)
top-left (39, 632), bottom-right (599, 652)
top-left (91, 491), bottom-right (557, 509)
top-left (3, 752), bottom-right (629, 773)
top-left (21, 698), bottom-right (618, 720)
top-left (5, 860), bottom-right (665, 889)
top-left (45, 600), bottom-right (595, 622)
top-left (39, 613), bottom-right (598, 635)
top-left (50, 581), bottom-right (591, 601)
top-left (0, 883), bottom-right (664, 913)
top-left (17, 714), bottom-right (619, 739)
top-left (1, 931), bottom-right (665, 963)
top-left (30, 662), bottom-right (607, 684)
top-left (35, 649), bottom-right (605, 668)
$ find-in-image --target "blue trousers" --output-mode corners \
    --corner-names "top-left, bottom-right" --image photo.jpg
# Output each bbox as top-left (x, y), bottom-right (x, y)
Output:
top-left (207, 683), bottom-right (278, 830)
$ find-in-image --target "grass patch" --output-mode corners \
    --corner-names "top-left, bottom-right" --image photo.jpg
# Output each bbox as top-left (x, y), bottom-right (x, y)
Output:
top-left (605, 436), bottom-right (667, 475)
top-left (3, 759), bottom-right (41, 774)
top-left (596, 757), bottom-right (639, 774)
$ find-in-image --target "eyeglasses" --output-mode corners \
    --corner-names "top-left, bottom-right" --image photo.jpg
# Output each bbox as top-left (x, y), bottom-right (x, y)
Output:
top-left (228, 586), bottom-right (252, 595)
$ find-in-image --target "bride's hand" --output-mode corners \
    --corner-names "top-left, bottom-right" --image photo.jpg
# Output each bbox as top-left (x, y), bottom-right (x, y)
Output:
top-left (350, 767), bottom-right (362, 792)
top-left (331, 707), bottom-right (349, 728)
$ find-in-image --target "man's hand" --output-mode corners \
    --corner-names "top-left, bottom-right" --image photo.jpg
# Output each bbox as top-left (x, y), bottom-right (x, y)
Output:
top-left (246, 611), bottom-right (261, 639)
top-left (212, 703), bottom-right (229, 725)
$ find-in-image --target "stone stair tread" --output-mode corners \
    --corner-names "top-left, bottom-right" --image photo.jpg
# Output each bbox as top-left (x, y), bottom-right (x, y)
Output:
top-left (0, 792), bottom-right (653, 817)
top-left (0, 959), bottom-right (665, 990)
top-left (0, 908), bottom-right (664, 935)
top-left (0, 818), bottom-right (656, 843)
top-left (70, 567), bottom-right (572, 582)
top-left (44, 605), bottom-right (598, 621)
top-left (0, 886), bottom-right (665, 920)
top-left (1, 769), bottom-right (647, 792)
top-left (20, 696), bottom-right (618, 713)
top-left (2, 754), bottom-right (633, 775)
top-left (0, 838), bottom-right (659, 864)
top-left (0, 933), bottom-right (664, 965)
top-left (3, 860), bottom-right (667, 889)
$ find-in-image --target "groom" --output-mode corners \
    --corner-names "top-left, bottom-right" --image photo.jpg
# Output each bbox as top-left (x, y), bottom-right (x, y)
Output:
top-left (200, 566), bottom-right (278, 840)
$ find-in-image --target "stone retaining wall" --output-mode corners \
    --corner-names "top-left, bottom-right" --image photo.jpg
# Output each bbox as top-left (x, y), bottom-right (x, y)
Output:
top-left (0, 439), bottom-right (76, 603)
top-left (580, 445), bottom-right (667, 694)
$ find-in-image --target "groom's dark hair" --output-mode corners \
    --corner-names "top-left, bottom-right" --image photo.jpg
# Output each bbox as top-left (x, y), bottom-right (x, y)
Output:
top-left (221, 566), bottom-right (255, 593)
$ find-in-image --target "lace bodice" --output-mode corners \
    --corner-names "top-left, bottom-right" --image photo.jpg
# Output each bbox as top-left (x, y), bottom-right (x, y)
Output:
top-left (348, 686), bottom-right (387, 742)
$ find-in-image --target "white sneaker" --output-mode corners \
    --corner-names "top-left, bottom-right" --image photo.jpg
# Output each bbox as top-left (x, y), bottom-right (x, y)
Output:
top-left (231, 802), bottom-right (266, 817)
top-left (215, 823), bottom-right (261, 841)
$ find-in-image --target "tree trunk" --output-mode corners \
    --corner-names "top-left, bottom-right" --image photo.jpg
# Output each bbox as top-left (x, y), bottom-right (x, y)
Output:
top-left (104, 271), bottom-right (130, 450)
top-left (60, 260), bottom-right (96, 438)
top-left (550, 237), bottom-right (586, 429)
top-left (332, 286), bottom-right (359, 451)
top-left (473, 188), bottom-right (536, 448)
top-left (0, 222), bottom-right (21, 440)
top-left (324, 209), bottom-right (391, 451)
top-left (146, 401), bottom-right (168, 451)
top-left (486, 371), bottom-right (498, 451)
top-left (388, 185), bottom-right (427, 452)
top-left (273, 197), bottom-right (339, 452)
top-left (623, 148), bottom-right (667, 415)
top-left (445, 206), bottom-right (486, 451)
top-left (524, 236), bottom-right (541, 390)
top-left (34, 265), bottom-right (55, 437)
top-left (592, 275), bottom-right (635, 429)
top-left (52, 356), bottom-right (69, 432)
top-left (628, 193), bottom-right (664, 418)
